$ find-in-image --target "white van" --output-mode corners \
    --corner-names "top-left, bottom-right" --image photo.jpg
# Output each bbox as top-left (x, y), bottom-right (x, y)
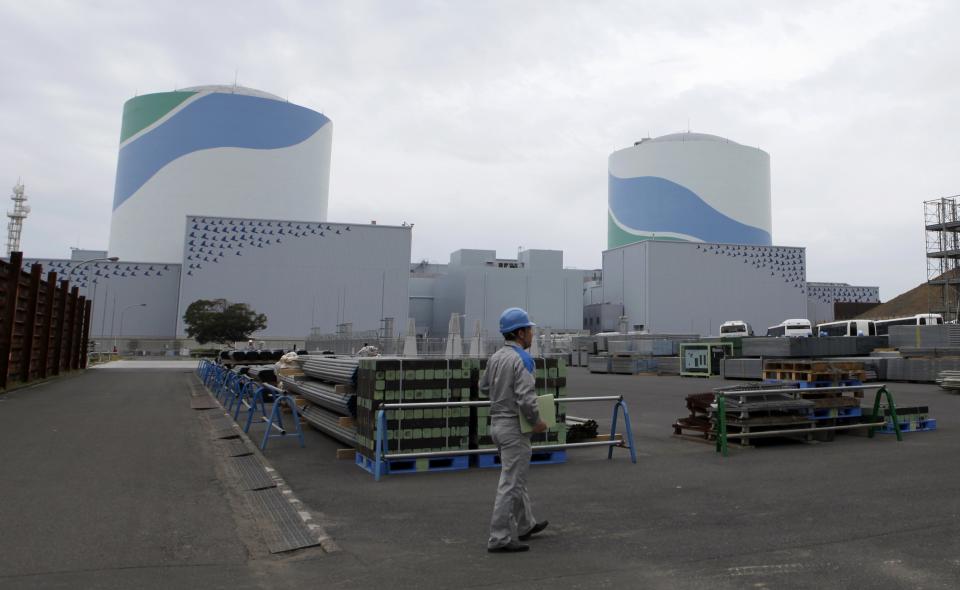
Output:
top-left (766, 319), bottom-right (813, 337)
top-left (719, 321), bottom-right (754, 338)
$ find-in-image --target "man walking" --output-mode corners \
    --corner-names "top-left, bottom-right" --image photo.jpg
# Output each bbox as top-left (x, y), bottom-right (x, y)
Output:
top-left (483, 307), bottom-right (549, 553)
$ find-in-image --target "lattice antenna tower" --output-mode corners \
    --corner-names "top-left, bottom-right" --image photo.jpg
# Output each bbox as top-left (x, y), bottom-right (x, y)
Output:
top-left (6, 179), bottom-right (31, 256)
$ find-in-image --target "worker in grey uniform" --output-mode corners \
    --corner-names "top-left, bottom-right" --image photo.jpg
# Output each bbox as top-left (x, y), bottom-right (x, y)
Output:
top-left (483, 307), bottom-right (549, 553)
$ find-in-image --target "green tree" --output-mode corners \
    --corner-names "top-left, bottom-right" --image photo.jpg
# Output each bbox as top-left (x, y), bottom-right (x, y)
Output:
top-left (183, 299), bottom-right (267, 345)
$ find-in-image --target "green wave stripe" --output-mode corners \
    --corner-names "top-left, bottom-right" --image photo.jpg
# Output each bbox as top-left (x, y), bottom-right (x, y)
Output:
top-left (119, 91), bottom-right (197, 143)
top-left (607, 211), bottom-right (688, 249)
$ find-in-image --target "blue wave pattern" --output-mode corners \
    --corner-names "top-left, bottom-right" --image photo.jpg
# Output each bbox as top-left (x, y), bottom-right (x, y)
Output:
top-left (608, 175), bottom-right (771, 245)
top-left (113, 93), bottom-right (331, 210)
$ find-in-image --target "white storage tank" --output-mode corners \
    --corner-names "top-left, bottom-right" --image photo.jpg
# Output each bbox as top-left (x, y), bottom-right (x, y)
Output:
top-left (608, 132), bottom-right (771, 248)
top-left (108, 85), bottom-right (332, 262)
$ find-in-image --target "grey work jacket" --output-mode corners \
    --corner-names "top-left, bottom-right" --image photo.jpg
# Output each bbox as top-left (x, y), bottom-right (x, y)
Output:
top-left (480, 343), bottom-right (540, 425)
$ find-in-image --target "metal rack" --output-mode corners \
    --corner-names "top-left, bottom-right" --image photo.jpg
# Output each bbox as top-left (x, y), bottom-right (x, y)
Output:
top-left (713, 383), bottom-right (903, 456)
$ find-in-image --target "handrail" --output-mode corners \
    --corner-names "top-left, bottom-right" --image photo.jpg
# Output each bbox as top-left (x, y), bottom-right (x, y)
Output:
top-left (370, 395), bottom-right (637, 481)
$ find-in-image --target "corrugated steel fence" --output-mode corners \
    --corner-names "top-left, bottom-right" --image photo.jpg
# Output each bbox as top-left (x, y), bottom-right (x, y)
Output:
top-left (0, 252), bottom-right (92, 389)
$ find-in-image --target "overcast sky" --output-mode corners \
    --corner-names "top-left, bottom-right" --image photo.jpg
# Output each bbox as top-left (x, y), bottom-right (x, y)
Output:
top-left (1, 0), bottom-right (957, 300)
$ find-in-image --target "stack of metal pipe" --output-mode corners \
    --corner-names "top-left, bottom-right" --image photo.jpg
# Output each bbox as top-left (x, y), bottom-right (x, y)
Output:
top-left (301, 356), bottom-right (359, 384)
top-left (279, 374), bottom-right (356, 416)
top-left (300, 405), bottom-right (356, 446)
top-left (282, 356), bottom-right (359, 447)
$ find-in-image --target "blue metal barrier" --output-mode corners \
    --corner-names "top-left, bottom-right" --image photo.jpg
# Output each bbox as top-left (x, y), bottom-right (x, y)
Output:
top-left (225, 375), bottom-right (249, 413)
top-left (259, 386), bottom-right (305, 450)
top-left (243, 385), bottom-right (270, 434)
top-left (232, 380), bottom-right (260, 421)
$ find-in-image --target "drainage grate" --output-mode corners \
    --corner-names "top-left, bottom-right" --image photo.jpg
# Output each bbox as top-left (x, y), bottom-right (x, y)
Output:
top-left (232, 455), bottom-right (276, 491)
top-left (209, 416), bottom-right (239, 439)
top-left (191, 397), bottom-right (218, 410)
top-left (248, 487), bottom-right (321, 554)
top-left (222, 438), bottom-right (253, 457)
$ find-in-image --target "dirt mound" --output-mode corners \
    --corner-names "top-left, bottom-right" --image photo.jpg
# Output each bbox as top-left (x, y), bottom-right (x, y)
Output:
top-left (857, 269), bottom-right (959, 319)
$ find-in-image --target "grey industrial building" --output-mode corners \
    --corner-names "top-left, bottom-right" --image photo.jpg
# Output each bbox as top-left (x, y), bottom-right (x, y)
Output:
top-left (24, 217), bottom-right (411, 346)
top-left (410, 249), bottom-right (589, 338)
top-left (806, 282), bottom-right (881, 325)
top-left (600, 240), bottom-right (809, 335)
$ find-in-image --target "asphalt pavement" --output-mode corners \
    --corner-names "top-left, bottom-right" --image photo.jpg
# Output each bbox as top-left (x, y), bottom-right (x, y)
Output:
top-left (1, 364), bottom-right (958, 589)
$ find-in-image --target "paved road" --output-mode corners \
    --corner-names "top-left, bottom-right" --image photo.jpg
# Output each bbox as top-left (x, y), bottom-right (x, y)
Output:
top-left (2, 366), bottom-right (959, 589)
top-left (0, 368), bottom-right (275, 589)
top-left (261, 370), bottom-right (960, 589)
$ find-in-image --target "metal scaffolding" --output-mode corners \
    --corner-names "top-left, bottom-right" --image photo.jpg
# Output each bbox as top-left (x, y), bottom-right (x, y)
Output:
top-left (925, 196), bottom-right (960, 321)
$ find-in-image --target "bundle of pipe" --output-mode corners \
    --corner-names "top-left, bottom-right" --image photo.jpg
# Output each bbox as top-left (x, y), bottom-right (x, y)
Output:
top-left (301, 405), bottom-right (357, 446)
top-left (229, 350), bottom-right (254, 362)
top-left (246, 366), bottom-right (278, 385)
top-left (279, 374), bottom-right (356, 416)
top-left (301, 356), bottom-right (360, 385)
top-left (937, 370), bottom-right (960, 390)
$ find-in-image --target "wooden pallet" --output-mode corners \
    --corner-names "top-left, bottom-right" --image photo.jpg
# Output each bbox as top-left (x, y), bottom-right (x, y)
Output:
top-left (673, 416), bottom-right (711, 440)
top-left (763, 360), bottom-right (865, 372)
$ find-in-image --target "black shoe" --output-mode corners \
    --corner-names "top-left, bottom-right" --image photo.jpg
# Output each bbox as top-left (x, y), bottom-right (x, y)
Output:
top-left (487, 542), bottom-right (530, 553)
top-left (519, 521), bottom-right (549, 541)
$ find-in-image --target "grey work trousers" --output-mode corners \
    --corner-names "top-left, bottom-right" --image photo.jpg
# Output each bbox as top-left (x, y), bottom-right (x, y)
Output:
top-left (487, 419), bottom-right (536, 548)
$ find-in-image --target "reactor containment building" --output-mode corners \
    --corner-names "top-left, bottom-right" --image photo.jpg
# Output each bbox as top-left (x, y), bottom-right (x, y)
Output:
top-left (107, 85), bottom-right (333, 263)
top-left (608, 132), bottom-right (771, 248)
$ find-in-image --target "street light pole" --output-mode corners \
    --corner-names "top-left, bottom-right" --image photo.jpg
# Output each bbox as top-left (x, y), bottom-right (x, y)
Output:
top-left (67, 256), bottom-right (118, 350)
top-left (116, 303), bottom-right (147, 352)
top-left (67, 256), bottom-right (119, 281)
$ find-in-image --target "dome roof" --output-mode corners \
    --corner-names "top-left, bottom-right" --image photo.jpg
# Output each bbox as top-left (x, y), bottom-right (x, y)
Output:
top-left (645, 132), bottom-right (741, 145)
top-left (180, 85), bottom-right (285, 101)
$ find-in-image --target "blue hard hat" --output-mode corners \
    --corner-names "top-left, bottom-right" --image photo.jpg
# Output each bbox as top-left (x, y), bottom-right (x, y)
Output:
top-left (499, 307), bottom-right (536, 334)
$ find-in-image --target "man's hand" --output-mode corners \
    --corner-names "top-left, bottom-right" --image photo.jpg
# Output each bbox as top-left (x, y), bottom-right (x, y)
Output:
top-left (532, 420), bottom-right (548, 433)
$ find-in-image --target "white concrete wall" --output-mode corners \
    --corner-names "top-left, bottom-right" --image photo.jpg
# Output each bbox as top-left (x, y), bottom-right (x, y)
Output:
top-left (22, 258), bottom-right (182, 338)
top-left (177, 216), bottom-right (410, 339)
top-left (603, 241), bottom-right (807, 336)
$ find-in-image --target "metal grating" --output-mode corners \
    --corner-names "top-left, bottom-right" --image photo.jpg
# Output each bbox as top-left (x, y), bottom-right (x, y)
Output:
top-left (222, 438), bottom-right (253, 457)
top-left (209, 416), bottom-right (240, 439)
top-left (232, 454), bottom-right (276, 491)
top-left (248, 487), bottom-right (321, 554)
top-left (190, 396), bottom-right (219, 410)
